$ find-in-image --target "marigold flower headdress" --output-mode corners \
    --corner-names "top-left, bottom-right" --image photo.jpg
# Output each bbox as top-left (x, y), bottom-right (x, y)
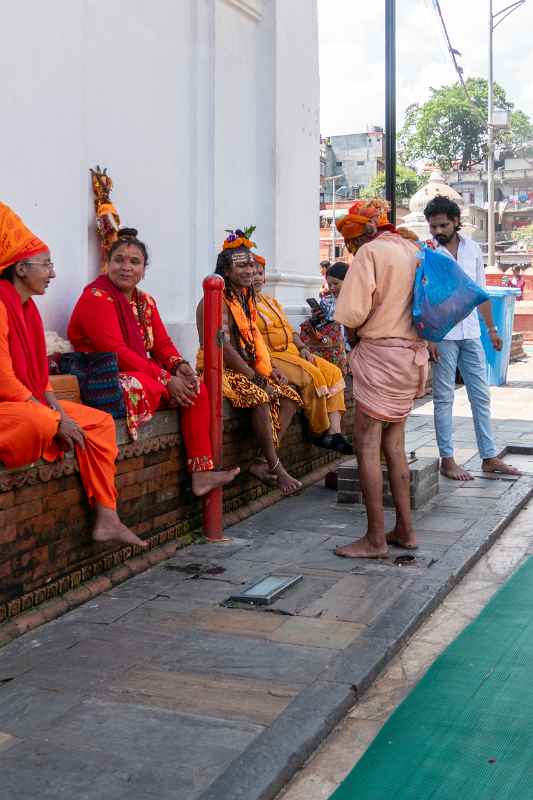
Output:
top-left (222, 225), bottom-right (257, 251)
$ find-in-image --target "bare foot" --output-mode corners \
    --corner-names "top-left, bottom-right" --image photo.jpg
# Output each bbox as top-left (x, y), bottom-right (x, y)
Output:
top-left (92, 505), bottom-right (148, 548)
top-left (482, 457), bottom-right (521, 477)
top-left (272, 462), bottom-right (303, 497)
top-left (386, 523), bottom-right (418, 550)
top-left (250, 461), bottom-right (279, 487)
top-left (335, 535), bottom-right (388, 559)
top-left (192, 467), bottom-right (240, 497)
top-left (440, 457), bottom-right (473, 481)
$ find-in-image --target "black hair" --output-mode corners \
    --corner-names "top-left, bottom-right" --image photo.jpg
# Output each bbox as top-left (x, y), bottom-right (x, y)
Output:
top-left (108, 228), bottom-right (149, 266)
top-left (327, 261), bottom-right (348, 280)
top-left (0, 263), bottom-right (17, 283)
top-left (215, 246), bottom-right (255, 303)
top-left (423, 196), bottom-right (462, 228)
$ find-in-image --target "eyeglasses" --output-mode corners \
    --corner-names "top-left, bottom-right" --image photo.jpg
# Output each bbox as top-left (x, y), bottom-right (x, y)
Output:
top-left (24, 260), bottom-right (54, 270)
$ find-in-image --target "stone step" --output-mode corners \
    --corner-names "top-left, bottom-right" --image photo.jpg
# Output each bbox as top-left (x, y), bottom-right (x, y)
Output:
top-left (337, 456), bottom-right (439, 510)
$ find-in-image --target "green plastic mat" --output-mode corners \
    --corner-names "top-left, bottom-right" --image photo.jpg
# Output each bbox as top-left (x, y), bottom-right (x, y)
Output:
top-left (330, 556), bottom-right (533, 800)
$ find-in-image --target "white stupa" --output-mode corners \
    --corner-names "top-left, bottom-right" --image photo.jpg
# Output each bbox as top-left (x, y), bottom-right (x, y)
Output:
top-left (400, 169), bottom-right (476, 240)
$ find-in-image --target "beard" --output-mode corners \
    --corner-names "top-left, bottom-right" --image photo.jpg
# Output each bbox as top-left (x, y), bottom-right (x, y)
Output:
top-left (435, 231), bottom-right (455, 245)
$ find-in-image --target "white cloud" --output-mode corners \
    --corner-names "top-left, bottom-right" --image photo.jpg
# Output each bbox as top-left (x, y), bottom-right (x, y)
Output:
top-left (319, 0), bottom-right (533, 136)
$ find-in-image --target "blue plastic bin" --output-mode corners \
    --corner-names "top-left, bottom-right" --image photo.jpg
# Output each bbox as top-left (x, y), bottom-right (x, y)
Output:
top-left (479, 286), bottom-right (521, 386)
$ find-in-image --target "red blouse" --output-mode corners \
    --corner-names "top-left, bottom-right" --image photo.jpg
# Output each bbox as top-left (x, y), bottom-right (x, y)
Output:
top-left (68, 286), bottom-right (183, 383)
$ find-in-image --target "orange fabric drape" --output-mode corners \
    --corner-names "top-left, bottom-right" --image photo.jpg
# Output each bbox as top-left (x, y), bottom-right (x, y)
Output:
top-left (0, 298), bottom-right (118, 508)
top-left (224, 292), bottom-right (272, 376)
top-left (0, 201), bottom-right (47, 272)
top-left (0, 400), bottom-right (118, 508)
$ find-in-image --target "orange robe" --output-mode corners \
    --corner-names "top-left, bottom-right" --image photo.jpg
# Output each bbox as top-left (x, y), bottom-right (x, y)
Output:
top-left (0, 301), bottom-right (117, 509)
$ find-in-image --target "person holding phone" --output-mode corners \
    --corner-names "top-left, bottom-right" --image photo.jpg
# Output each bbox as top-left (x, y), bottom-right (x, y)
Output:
top-left (319, 262), bottom-right (349, 323)
top-left (299, 262), bottom-right (350, 375)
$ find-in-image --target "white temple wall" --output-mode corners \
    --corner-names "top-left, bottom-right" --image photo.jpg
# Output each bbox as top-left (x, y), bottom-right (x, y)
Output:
top-left (0, 0), bottom-right (320, 361)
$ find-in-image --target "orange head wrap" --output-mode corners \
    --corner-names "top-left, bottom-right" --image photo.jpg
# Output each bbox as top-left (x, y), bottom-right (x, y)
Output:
top-left (253, 254), bottom-right (266, 266)
top-left (336, 198), bottom-right (392, 243)
top-left (0, 202), bottom-right (48, 274)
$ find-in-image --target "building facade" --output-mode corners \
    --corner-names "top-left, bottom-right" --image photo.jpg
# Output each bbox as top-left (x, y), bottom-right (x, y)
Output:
top-left (1, 0), bottom-right (320, 360)
top-left (450, 158), bottom-right (533, 248)
top-left (320, 128), bottom-right (384, 202)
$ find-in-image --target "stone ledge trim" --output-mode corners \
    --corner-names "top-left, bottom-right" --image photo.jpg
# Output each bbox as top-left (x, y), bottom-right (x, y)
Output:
top-left (0, 433), bottom-right (181, 492)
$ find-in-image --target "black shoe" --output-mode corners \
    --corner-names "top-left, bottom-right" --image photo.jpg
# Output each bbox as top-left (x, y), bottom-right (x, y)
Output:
top-left (330, 434), bottom-right (354, 455)
top-left (311, 433), bottom-right (335, 450)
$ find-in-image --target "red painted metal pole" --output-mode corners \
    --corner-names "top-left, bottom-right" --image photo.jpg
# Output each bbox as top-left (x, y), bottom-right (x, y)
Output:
top-left (202, 274), bottom-right (225, 541)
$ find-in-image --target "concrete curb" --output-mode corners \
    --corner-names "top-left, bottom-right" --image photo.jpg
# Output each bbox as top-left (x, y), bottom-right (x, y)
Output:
top-left (199, 475), bottom-right (533, 800)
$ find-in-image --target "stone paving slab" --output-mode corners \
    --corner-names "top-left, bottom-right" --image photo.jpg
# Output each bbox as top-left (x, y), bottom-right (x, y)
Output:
top-left (1, 382), bottom-right (533, 800)
top-left (104, 668), bottom-right (298, 725)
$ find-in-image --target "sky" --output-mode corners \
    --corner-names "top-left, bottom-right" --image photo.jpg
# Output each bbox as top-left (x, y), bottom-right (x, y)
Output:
top-left (318, 0), bottom-right (533, 137)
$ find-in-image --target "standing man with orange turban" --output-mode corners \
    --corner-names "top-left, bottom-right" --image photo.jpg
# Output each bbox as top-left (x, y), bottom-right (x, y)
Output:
top-left (0, 201), bottom-right (146, 548)
top-left (333, 199), bottom-right (429, 559)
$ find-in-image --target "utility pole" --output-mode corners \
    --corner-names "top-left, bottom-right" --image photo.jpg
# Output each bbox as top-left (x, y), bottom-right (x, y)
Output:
top-left (487, 0), bottom-right (526, 267)
top-left (385, 0), bottom-right (396, 223)
top-left (487, 0), bottom-right (495, 267)
top-left (324, 174), bottom-right (342, 260)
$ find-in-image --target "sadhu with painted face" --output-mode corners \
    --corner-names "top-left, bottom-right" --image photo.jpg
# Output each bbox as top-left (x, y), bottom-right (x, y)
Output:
top-left (196, 229), bottom-right (303, 497)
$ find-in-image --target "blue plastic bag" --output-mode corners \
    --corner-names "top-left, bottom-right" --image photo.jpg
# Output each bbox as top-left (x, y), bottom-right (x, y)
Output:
top-left (412, 244), bottom-right (489, 342)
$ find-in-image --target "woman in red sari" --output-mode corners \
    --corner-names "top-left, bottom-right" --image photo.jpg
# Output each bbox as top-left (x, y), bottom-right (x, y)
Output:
top-left (68, 228), bottom-right (238, 496)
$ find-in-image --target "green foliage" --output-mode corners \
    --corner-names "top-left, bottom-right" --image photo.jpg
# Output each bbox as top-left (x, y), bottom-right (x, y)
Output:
top-left (399, 78), bottom-right (533, 171)
top-left (361, 164), bottom-right (423, 202)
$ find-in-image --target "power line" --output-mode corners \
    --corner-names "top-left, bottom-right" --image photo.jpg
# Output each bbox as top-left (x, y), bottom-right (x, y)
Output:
top-left (432, 0), bottom-right (486, 124)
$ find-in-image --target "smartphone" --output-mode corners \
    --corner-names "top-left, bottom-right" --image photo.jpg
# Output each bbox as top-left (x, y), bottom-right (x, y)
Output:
top-left (306, 298), bottom-right (321, 310)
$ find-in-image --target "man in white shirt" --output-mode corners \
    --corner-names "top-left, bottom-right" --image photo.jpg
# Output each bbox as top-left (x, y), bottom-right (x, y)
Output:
top-left (424, 196), bottom-right (520, 481)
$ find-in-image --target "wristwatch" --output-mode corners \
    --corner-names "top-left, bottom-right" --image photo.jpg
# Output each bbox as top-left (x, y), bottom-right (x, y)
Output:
top-left (488, 326), bottom-right (498, 334)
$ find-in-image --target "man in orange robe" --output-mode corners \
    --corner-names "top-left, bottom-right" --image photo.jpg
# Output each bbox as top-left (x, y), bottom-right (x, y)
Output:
top-left (0, 201), bottom-right (146, 548)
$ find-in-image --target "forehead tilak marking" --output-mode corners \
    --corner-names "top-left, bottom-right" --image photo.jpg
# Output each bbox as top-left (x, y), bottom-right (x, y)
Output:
top-left (232, 252), bottom-right (251, 265)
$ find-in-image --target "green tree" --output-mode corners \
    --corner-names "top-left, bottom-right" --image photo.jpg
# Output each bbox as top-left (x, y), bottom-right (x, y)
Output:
top-left (399, 78), bottom-right (533, 171)
top-left (361, 164), bottom-right (423, 202)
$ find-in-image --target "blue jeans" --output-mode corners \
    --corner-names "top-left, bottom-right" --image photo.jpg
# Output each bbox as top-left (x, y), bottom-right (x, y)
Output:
top-left (432, 338), bottom-right (497, 460)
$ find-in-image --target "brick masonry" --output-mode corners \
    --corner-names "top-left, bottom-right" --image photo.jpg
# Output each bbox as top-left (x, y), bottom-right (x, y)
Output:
top-left (337, 456), bottom-right (439, 509)
top-left (0, 386), bottom-right (355, 622)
